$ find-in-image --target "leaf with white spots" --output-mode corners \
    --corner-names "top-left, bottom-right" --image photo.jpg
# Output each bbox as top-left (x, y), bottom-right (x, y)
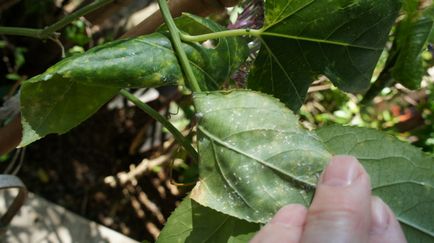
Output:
top-left (190, 90), bottom-right (434, 242)
top-left (248, 0), bottom-right (401, 111)
top-left (157, 197), bottom-right (260, 243)
top-left (191, 90), bottom-right (331, 223)
top-left (316, 125), bottom-right (434, 241)
top-left (20, 14), bottom-right (248, 146)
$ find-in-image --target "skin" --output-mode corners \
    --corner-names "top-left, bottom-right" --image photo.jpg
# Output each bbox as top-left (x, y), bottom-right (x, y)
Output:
top-left (250, 155), bottom-right (407, 243)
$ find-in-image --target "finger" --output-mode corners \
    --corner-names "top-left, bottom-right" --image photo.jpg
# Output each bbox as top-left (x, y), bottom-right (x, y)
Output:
top-left (369, 197), bottom-right (407, 243)
top-left (250, 204), bottom-right (307, 243)
top-left (301, 155), bottom-right (372, 243)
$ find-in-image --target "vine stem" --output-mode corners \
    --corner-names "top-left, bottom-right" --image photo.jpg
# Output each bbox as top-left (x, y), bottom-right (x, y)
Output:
top-left (360, 40), bottom-right (399, 105)
top-left (0, 0), bottom-right (113, 39)
top-left (180, 28), bottom-right (262, 42)
top-left (120, 89), bottom-right (198, 162)
top-left (157, 0), bottom-right (202, 92)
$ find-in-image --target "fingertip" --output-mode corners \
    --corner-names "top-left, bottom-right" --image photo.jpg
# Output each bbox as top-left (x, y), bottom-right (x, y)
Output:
top-left (369, 197), bottom-right (407, 243)
top-left (370, 197), bottom-right (390, 234)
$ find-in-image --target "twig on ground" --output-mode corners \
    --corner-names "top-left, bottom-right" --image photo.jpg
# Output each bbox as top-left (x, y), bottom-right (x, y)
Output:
top-left (104, 145), bottom-right (177, 187)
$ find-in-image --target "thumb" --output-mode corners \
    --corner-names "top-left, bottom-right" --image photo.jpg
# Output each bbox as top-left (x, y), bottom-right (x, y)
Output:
top-left (301, 156), bottom-right (372, 243)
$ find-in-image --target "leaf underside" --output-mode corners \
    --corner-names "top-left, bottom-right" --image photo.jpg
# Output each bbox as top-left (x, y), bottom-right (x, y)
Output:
top-left (316, 125), bottom-right (434, 241)
top-left (191, 90), bottom-right (331, 223)
top-left (248, 0), bottom-right (401, 111)
top-left (190, 90), bottom-right (434, 242)
top-left (19, 14), bottom-right (248, 146)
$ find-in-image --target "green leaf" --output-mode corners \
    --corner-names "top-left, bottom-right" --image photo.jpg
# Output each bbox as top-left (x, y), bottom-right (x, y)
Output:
top-left (191, 90), bottom-right (434, 241)
top-left (33, 33), bottom-right (189, 89)
top-left (248, 0), bottom-right (401, 111)
top-left (392, 7), bottom-right (434, 89)
top-left (160, 13), bottom-right (249, 90)
top-left (428, 6), bottom-right (434, 42)
top-left (316, 125), bottom-right (434, 241)
top-left (20, 14), bottom-right (248, 146)
top-left (191, 90), bottom-right (331, 223)
top-left (157, 197), bottom-right (260, 243)
top-left (20, 75), bottom-right (119, 146)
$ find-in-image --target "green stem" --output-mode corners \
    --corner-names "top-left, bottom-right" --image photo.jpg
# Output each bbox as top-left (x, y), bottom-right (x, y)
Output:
top-left (157, 0), bottom-right (202, 92)
top-left (360, 40), bottom-right (399, 105)
top-left (360, 69), bottom-right (394, 105)
top-left (180, 28), bottom-right (262, 43)
top-left (41, 0), bottom-right (113, 37)
top-left (0, 27), bottom-right (43, 38)
top-left (0, 0), bottom-right (113, 39)
top-left (120, 89), bottom-right (198, 161)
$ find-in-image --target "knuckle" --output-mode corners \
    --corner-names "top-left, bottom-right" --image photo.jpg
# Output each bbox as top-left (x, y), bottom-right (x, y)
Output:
top-left (308, 206), bottom-right (364, 229)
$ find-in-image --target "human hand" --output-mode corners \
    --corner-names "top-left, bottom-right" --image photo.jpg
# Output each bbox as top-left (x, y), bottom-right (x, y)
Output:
top-left (250, 155), bottom-right (407, 243)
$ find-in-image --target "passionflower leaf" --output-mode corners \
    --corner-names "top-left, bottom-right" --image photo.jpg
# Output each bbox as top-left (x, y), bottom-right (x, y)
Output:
top-left (191, 90), bottom-right (434, 242)
top-left (316, 125), bottom-right (434, 241)
top-left (392, 6), bottom-right (434, 89)
top-left (191, 90), bottom-right (331, 223)
top-left (248, 0), bottom-right (401, 111)
top-left (20, 14), bottom-right (248, 146)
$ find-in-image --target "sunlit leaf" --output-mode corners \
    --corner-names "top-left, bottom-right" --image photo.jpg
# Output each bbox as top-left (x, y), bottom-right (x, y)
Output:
top-left (191, 90), bottom-right (331, 222)
top-left (191, 90), bottom-right (434, 242)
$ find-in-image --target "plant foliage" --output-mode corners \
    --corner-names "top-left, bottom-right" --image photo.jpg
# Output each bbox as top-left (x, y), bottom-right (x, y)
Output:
top-left (248, 0), bottom-right (401, 111)
top-left (156, 91), bottom-right (433, 241)
top-left (392, 3), bottom-right (434, 89)
top-left (19, 14), bottom-right (248, 146)
top-left (13, 0), bottom-right (434, 242)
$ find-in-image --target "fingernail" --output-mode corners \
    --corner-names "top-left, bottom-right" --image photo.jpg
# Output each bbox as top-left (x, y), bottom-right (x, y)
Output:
top-left (370, 197), bottom-right (390, 234)
top-left (321, 155), bottom-right (360, 187)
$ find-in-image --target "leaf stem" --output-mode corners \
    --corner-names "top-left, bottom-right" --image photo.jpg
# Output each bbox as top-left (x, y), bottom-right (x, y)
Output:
top-left (0, 0), bottom-right (113, 39)
top-left (120, 89), bottom-right (198, 161)
top-left (157, 0), bottom-right (202, 92)
top-left (0, 27), bottom-right (43, 38)
top-left (360, 41), bottom-right (399, 105)
top-left (41, 0), bottom-right (113, 37)
top-left (360, 68), bottom-right (394, 105)
top-left (180, 28), bottom-right (262, 43)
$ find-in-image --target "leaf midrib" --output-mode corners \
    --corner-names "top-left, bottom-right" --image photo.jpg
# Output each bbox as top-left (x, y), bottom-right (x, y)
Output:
top-left (259, 31), bottom-right (382, 50)
top-left (198, 125), bottom-right (315, 187)
top-left (261, 0), bottom-right (381, 51)
top-left (200, 213), bottom-right (231, 243)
